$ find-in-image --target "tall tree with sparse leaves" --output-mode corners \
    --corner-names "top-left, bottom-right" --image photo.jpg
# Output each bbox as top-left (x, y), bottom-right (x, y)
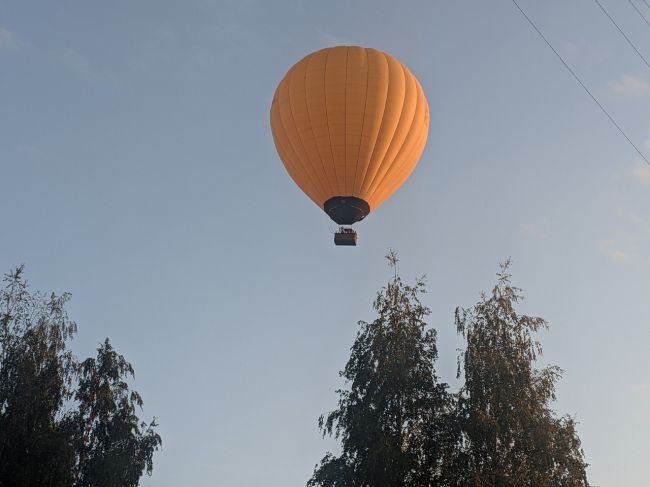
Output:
top-left (0, 265), bottom-right (77, 486)
top-left (0, 266), bottom-right (161, 487)
top-left (452, 260), bottom-right (589, 486)
top-left (308, 251), bottom-right (454, 487)
top-left (70, 339), bottom-right (161, 487)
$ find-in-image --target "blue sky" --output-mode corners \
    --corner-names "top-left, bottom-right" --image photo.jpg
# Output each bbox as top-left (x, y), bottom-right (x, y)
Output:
top-left (1, 1), bottom-right (649, 485)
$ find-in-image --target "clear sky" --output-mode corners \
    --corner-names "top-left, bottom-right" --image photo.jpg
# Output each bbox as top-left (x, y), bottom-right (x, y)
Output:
top-left (1, 1), bottom-right (649, 485)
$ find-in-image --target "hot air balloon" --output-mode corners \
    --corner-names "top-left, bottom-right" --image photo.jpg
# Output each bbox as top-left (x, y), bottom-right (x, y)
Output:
top-left (270, 46), bottom-right (429, 246)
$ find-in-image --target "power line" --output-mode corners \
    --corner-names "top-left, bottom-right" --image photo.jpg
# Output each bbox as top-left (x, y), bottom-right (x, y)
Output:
top-left (509, 0), bottom-right (649, 164)
top-left (594, 0), bottom-right (650, 69)
top-left (628, 0), bottom-right (650, 27)
top-left (643, 0), bottom-right (650, 10)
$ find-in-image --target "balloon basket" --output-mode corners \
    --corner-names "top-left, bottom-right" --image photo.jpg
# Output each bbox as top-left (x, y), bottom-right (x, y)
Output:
top-left (334, 227), bottom-right (358, 246)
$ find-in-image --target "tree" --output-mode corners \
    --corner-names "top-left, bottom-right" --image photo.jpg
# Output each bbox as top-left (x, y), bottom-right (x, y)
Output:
top-left (453, 260), bottom-right (589, 486)
top-left (308, 251), bottom-right (454, 487)
top-left (70, 339), bottom-right (161, 487)
top-left (309, 255), bottom-right (591, 487)
top-left (0, 265), bottom-right (78, 486)
top-left (0, 266), bottom-right (161, 486)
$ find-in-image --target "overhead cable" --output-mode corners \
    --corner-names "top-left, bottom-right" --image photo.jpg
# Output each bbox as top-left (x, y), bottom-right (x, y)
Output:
top-left (510, 0), bottom-right (649, 164)
top-left (627, 0), bottom-right (650, 27)
top-left (594, 0), bottom-right (650, 69)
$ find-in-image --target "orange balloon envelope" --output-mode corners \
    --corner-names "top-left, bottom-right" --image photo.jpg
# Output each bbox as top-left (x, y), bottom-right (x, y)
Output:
top-left (270, 46), bottom-right (429, 234)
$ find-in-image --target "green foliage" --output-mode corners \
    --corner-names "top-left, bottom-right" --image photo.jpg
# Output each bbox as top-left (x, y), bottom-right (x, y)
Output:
top-left (309, 256), bottom-right (589, 487)
top-left (71, 339), bottom-right (161, 487)
top-left (0, 266), bottom-right (161, 487)
top-left (453, 260), bottom-right (589, 486)
top-left (308, 251), bottom-right (454, 487)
